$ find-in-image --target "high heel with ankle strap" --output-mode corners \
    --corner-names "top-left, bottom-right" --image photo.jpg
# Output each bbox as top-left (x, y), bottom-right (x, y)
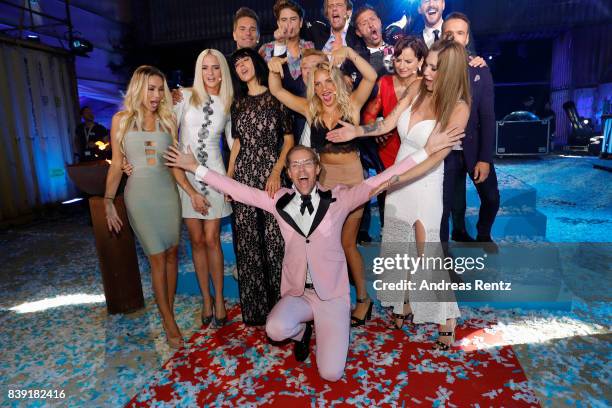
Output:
top-left (392, 300), bottom-right (413, 330)
top-left (433, 320), bottom-right (456, 350)
top-left (351, 297), bottom-right (373, 327)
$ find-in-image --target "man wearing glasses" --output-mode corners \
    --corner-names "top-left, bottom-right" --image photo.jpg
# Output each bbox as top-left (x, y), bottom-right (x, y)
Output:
top-left (163, 123), bottom-right (462, 381)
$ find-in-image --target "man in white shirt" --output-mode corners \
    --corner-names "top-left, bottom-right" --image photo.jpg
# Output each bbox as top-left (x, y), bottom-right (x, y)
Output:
top-left (164, 130), bottom-right (463, 381)
top-left (417, 0), bottom-right (445, 49)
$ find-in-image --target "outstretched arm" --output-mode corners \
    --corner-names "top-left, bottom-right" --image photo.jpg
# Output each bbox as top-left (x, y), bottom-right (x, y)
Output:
top-left (343, 118), bottom-right (467, 209)
top-left (326, 89), bottom-right (414, 143)
top-left (164, 146), bottom-right (276, 213)
top-left (369, 103), bottom-right (470, 197)
top-left (341, 149), bottom-right (427, 211)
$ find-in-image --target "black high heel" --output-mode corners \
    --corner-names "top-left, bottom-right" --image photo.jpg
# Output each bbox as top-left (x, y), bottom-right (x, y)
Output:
top-left (214, 301), bottom-right (228, 327)
top-left (201, 296), bottom-right (213, 327)
top-left (433, 320), bottom-right (456, 350)
top-left (392, 300), bottom-right (413, 330)
top-left (351, 297), bottom-right (373, 327)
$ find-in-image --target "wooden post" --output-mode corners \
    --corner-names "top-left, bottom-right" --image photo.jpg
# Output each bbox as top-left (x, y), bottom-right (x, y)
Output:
top-left (89, 196), bottom-right (144, 314)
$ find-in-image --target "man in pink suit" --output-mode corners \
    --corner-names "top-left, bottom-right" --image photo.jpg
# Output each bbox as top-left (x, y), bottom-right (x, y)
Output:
top-left (164, 126), bottom-right (463, 382)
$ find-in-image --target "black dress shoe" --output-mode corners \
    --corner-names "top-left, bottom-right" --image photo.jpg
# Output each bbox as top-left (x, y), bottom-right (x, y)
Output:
top-left (476, 235), bottom-right (499, 253)
top-left (293, 322), bottom-right (313, 362)
top-left (451, 230), bottom-right (476, 242)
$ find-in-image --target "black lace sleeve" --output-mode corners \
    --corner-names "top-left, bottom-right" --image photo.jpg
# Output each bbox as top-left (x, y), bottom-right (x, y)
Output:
top-left (279, 99), bottom-right (293, 137)
top-left (230, 102), bottom-right (241, 140)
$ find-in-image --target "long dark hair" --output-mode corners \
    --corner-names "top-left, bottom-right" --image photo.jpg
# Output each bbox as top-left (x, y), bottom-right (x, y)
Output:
top-left (229, 47), bottom-right (269, 99)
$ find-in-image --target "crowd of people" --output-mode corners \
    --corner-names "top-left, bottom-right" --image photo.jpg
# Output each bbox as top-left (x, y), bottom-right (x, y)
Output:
top-left (102, 0), bottom-right (500, 382)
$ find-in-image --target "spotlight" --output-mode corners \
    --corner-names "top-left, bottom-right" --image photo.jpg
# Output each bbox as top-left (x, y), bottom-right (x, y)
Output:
top-left (62, 197), bottom-right (84, 204)
top-left (69, 37), bottom-right (93, 56)
top-left (488, 55), bottom-right (493, 60)
top-left (26, 34), bottom-right (40, 42)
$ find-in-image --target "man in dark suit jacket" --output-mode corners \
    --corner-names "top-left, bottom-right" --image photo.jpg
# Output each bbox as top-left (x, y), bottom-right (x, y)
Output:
top-left (412, 0), bottom-right (478, 56)
top-left (413, 0), bottom-right (445, 49)
top-left (440, 12), bottom-right (500, 249)
top-left (300, 0), bottom-right (367, 80)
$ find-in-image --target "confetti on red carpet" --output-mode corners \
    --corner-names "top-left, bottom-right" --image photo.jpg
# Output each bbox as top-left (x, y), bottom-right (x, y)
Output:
top-left (127, 305), bottom-right (540, 407)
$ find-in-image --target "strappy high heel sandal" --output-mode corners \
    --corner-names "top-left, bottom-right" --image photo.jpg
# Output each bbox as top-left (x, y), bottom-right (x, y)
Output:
top-left (392, 300), bottom-right (414, 330)
top-left (433, 321), bottom-right (456, 350)
top-left (350, 297), bottom-right (373, 327)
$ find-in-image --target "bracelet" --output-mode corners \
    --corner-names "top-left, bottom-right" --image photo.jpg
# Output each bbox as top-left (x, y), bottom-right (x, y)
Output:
top-left (104, 196), bottom-right (115, 200)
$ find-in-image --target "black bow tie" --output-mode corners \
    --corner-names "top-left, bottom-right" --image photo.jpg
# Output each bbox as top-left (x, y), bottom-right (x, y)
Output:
top-left (300, 194), bottom-right (314, 215)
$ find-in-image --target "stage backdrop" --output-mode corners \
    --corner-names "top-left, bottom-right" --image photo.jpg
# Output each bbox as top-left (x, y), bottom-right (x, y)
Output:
top-left (0, 39), bottom-right (79, 223)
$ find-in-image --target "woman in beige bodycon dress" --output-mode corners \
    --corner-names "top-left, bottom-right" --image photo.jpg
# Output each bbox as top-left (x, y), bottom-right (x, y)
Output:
top-left (104, 65), bottom-right (183, 349)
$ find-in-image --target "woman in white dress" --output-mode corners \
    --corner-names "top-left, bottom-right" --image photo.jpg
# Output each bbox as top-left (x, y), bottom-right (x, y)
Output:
top-left (173, 49), bottom-right (233, 326)
top-left (327, 39), bottom-right (471, 349)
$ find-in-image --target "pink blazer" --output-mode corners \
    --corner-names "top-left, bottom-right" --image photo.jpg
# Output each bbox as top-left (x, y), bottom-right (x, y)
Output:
top-left (196, 149), bottom-right (427, 300)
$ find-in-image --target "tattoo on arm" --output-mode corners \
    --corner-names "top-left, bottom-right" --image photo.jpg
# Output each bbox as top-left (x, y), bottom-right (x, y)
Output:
top-left (361, 121), bottom-right (382, 136)
top-left (388, 103), bottom-right (403, 119)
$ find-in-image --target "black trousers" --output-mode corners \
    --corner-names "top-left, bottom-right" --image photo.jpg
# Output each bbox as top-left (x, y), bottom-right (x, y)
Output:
top-left (440, 151), bottom-right (500, 242)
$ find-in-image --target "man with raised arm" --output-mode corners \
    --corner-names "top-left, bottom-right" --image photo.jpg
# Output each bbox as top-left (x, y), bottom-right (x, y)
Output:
top-left (164, 125), bottom-right (463, 381)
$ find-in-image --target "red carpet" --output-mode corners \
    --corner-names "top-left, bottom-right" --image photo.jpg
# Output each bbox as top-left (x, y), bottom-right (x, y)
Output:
top-left (127, 305), bottom-right (540, 406)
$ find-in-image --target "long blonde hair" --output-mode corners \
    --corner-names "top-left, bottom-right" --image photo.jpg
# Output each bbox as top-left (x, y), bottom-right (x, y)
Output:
top-left (116, 65), bottom-right (177, 151)
top-left (413, 39), bottom-right (471, 131)
top-left (190, 49), bottom-right (233, 114)
top-left (307, 62), bottom-right (355, 127)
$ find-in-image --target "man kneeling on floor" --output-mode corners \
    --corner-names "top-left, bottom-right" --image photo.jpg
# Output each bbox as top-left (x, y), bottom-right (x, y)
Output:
top-left (164, 127), bottom-right (462, 381)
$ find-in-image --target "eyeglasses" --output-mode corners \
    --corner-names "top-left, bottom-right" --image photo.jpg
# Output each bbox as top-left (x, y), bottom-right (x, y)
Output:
top-left (289, 159), bottom-right (316, 170)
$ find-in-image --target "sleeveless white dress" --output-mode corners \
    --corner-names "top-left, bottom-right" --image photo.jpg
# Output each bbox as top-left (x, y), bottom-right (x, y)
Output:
top-left (174, 90), bottom-right (232, 219)
top-left (377, 103), bottom-right (460, 325)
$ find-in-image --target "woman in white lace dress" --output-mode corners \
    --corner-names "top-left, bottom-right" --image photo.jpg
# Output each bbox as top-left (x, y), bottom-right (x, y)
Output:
top-left (173, 49), bottom-right (233, 327)
top-left (327, 39), bottom-right (471, 349)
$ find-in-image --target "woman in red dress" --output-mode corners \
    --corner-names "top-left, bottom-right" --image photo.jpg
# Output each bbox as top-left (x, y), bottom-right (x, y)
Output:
top-left (362, 36), bottom-right (428, 168)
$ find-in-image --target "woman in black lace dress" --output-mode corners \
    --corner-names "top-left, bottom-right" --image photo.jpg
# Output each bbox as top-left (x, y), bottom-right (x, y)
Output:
top-left (227, 47), bottom-right (294, 327)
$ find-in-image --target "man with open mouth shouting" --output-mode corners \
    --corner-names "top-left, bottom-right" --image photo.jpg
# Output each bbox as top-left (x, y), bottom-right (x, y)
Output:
top-left (164, 123), bottom-right (464, 381)
top-left (417, 0), bottom-right (446, 49)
